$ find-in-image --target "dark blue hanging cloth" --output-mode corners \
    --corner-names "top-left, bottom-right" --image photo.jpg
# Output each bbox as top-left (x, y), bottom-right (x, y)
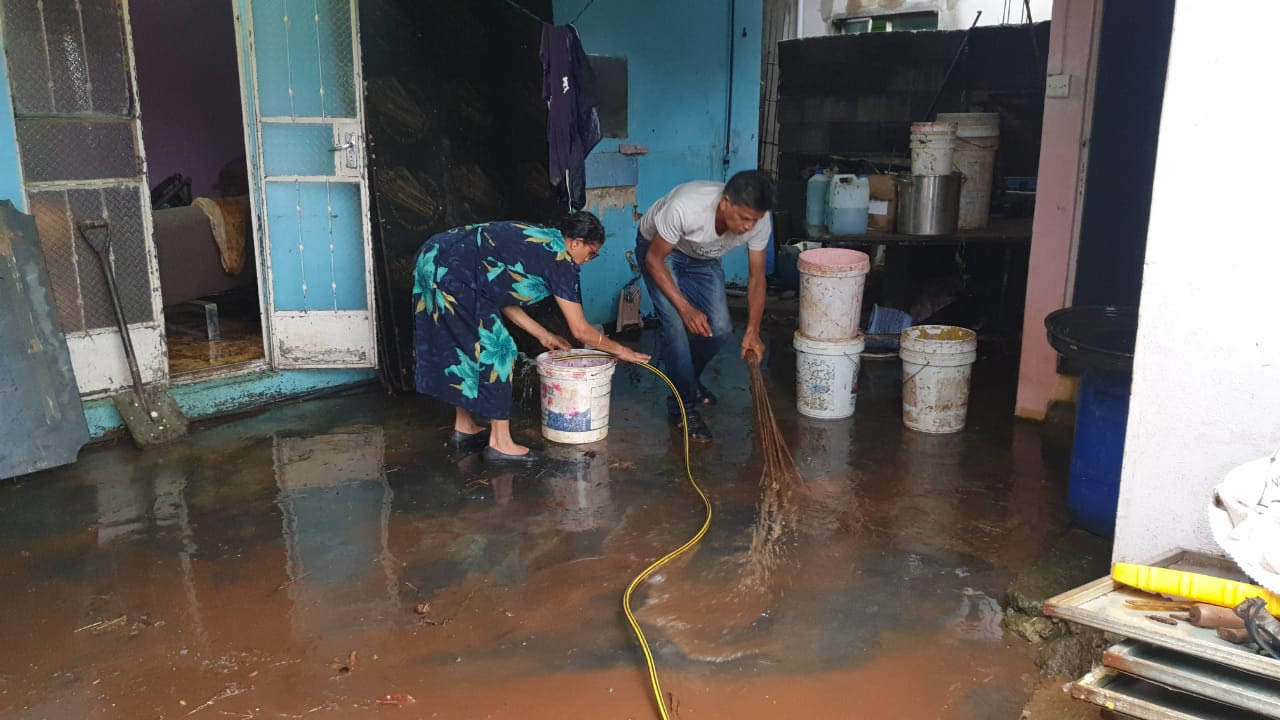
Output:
top-left (540, 24), bottom-right (601, 211)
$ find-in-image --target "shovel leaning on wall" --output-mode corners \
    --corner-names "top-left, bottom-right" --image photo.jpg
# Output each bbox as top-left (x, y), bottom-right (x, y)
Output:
top-left (76, 219), bottom-right (188, 447)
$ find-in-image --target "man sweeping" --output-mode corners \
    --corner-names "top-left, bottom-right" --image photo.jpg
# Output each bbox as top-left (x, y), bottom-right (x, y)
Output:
top-left (636, 170), bottom-right (774, 441)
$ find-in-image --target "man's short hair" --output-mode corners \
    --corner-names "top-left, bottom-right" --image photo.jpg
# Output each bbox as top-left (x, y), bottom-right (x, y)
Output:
top-left (723, 170), bottom-right (775, 212)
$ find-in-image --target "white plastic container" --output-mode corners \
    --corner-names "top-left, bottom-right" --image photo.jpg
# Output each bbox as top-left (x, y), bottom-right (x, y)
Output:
top-left (936, 112), bottom-right (1000, 229)
top-left (535, 351), bottom-right (617, 444)
top-left (825, 174), bottom-right (870, 235)
top-left (899, 325), bottom-right (977, 434)
top-left (909, 121), bottom-right (958, 176)
top-left (805, 170), bottom-right (831, 237)
top-left (798, 247), bottom-right (871, 341)
top-left (794, 332), bottom-right (865, 420)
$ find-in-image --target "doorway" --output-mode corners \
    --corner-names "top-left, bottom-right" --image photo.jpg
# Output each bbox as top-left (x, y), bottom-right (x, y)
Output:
top-left (128, 0), bottom-right (265, 377)
top-left (3, 0), bottom-right (376, 399)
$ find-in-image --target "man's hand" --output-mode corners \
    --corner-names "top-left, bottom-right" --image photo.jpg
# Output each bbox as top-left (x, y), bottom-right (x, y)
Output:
top-left (679, 305), bottom-right (713, 337)
top-left (740, 330), bottom-right (765, 361)
top-left (539, 332), bottom-right (572, 351)
top-left (645, 237), bottom-right (713, 338)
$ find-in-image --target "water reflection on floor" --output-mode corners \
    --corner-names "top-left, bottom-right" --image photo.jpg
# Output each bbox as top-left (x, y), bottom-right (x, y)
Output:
top-left (0, 338), bottom-right (1067, 719)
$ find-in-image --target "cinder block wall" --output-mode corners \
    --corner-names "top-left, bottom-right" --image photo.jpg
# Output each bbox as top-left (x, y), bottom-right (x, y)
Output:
top-left (774, 23), bottom-right (1049, 240)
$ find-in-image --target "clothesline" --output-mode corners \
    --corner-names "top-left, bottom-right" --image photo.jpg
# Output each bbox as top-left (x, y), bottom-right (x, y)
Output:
top-left (497, 0), bottom-right (546, 25)
top-left (497, 0), bottom-right (597, 26)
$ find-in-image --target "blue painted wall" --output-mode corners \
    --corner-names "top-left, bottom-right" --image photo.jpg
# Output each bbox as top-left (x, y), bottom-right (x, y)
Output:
top-left (554, 0), bottom-right (763, 325)
top-left (0, 31), bottom-right (26, 210)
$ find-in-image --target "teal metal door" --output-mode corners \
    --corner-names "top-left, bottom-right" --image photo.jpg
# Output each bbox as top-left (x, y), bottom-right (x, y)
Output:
top-left (238, 0), bottom-right (375, 367)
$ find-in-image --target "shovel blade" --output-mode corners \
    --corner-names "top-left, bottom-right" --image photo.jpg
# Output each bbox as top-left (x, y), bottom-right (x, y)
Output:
top-left (111, 388), bottom-right (188, 447)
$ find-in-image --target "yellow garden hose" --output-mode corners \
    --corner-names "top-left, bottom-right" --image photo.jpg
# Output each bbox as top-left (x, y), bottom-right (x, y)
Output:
top-left (554, 353), bottom-right (711, 720)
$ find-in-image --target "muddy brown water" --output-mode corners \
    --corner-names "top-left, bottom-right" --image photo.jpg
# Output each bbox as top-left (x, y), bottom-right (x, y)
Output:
top-left (0, 332), bottom-right (1067, 719)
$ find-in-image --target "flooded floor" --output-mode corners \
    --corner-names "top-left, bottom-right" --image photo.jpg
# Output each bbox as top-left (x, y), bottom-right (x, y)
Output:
top-left (0, 332), bottom-right (1069, 719)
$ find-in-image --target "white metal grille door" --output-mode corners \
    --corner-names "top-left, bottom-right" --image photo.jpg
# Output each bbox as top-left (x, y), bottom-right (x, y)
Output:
top-left (241, 0), bottom-right (376, 368)
top-left (2, 0), bottom-right (166, 394)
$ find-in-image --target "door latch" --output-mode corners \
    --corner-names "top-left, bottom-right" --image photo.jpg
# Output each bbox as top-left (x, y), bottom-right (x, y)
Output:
top-left (331, 131), bottom-right (359, 171)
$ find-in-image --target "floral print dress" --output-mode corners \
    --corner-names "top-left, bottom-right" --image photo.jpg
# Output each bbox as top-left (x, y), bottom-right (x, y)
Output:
top-left (412, 222), bottom-right (582, 420)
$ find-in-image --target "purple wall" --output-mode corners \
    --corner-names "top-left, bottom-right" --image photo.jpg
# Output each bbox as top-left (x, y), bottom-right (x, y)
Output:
top-left (130, 0), bottom-right (247, 198)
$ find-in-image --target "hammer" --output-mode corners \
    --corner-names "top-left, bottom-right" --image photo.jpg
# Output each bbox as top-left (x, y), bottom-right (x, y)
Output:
top-left (1172, 603), bottom-right (1246, 630)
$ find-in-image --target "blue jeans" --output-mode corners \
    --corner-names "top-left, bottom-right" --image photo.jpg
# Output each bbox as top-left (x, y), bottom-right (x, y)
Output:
top-left (636, 233), bottom-right (733, 417)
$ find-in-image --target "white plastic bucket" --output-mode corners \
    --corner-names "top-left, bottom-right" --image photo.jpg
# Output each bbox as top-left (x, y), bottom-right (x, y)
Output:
top-left (798, 248), bottom-right (870, 341)
top-left (910, 121), bottom-right (957, 176)
top-left (794, 332), bottom-right (865, 420)
top-left (899, 325), bottom-right (977, 434)
top-left (936, 113), bottom-right (1000, 229)
top-left (535, 351), bottom-right (617, 444)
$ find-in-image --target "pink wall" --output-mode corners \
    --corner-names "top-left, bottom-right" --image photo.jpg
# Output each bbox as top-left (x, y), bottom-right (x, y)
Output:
top-left (1014, 0), bottom-right (1102, 420)
top-left (130, 0), bottom-right (247, 198)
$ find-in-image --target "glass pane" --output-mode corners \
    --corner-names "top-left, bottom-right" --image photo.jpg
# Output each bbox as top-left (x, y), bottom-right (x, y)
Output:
top-left (894, 13), bottom-right (939, 31)
top-left (40, 0), bottom-right (94, 113)
top-left (316, 0), bottom-right (356, 117)
top-left (28, 190), bottom-right (84, 332)
top-left (29, 185), bottom-right (153, 332)
top-left (283, 0), bottom-right (323, 117)
top-left (15, 118), bottom-right (138, 182)
top-left (250, 0), bottom-right (293, 116)
top-left (262, 123), bottom-right (335, 176)
top-left (265, 181), bottom-right (306, 311)
top-left (79, 0), bottom-right (131, 115)
top-left (66, 186), bottom-right (153, 329)
top-left (3, 0), bottom-right (55, 114)
top-left (99, 185), bottom-right (153, 325)
top-left (327, 181), bottom-right (366, 310)
top-left (265, 180), bottom-right (365, 312)
top-left (252, 0), bottom-right (355, 118)
top-left (2, 0), bottom-right (130, 116)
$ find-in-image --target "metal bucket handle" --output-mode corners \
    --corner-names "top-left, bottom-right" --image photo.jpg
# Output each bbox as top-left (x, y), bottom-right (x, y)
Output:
top-left (902, 359), bottom-right (932, 386)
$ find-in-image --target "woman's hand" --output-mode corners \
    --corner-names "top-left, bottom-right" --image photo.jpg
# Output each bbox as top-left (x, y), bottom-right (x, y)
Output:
top-left (615, 347), bottom-right (651, 365)
top-left (539, 331), bottom-right (572, 351)
top-left (552, 297), bottom-right (649, 365)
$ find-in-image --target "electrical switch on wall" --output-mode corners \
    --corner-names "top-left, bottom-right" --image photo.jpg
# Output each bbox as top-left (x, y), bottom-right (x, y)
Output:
top-left (1047, 73), bottom-right (1072, 98)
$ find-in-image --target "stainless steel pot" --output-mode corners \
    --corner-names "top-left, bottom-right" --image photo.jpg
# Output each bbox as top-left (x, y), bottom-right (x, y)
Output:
top-left (894, 173), bottom-right (963, 235)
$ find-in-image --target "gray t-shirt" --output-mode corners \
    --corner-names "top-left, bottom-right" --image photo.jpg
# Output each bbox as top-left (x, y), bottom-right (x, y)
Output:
top-left (638, 181), bottom-right (772, 260)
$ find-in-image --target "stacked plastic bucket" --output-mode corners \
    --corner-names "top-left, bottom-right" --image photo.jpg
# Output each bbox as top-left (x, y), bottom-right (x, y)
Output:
top-left (794, 248), bottom-right (870, 419)
top-left (897, 117), bottom-right (983, 433)
top-left (904, 114), bottom-right (1001, 233)
top-left (936, 113), bottom-right (1000, 230)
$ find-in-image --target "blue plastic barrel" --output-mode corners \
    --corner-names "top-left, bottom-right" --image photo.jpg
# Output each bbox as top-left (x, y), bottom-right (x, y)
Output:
top-left (1068, 369), bottom-right (1131, 537)
top-left (1045, 306), bottom-right (1138, 538)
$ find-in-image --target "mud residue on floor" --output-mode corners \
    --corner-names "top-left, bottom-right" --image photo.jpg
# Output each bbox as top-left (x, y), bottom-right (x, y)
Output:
top-left (0, 329), bottom-right (1069, 719)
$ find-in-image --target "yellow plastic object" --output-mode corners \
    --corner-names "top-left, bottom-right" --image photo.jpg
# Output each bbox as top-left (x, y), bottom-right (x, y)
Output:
top-left (1112, 563), bottom-right (1280, 616)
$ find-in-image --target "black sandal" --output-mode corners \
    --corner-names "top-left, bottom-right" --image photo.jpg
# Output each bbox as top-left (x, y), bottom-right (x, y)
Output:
top-left (449, 429), bottom-right (490, 453)
top-left (483, 446), bottom-right (545, 465)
